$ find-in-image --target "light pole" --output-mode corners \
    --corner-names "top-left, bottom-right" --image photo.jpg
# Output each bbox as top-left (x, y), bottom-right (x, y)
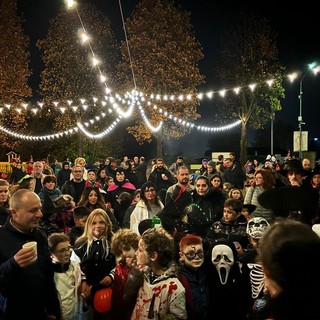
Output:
top-left (289, 62), bottom-right (319, 159)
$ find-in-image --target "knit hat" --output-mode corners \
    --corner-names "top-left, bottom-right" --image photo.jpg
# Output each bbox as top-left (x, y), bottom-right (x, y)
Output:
top-left (207, 160), bottom-right (216, 167)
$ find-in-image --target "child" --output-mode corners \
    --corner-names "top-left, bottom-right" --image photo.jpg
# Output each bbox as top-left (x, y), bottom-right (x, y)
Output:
top-left (178, 234), bottom-right (209, 319)
top-left (73, 208), bottom-right (116, 318)
top-left (48, 232), bottom-right (91, 320)
top-left (122, 188), bottom-right (141, 228)
top-left (67, 206), bottom-right (90, 246)
top-left (110, 228), bottom-right (140, 320)
top-left (131, 227), bottom-right (187, 319)
top-left (228, 187), bottom-right (244, 202)
top-left (205, 198), bottom-right (249, 250)
top-left (241, 204), bottom-right (257, 222)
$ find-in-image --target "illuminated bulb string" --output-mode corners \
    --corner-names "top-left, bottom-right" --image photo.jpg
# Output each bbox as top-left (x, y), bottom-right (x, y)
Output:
top-left (66, 1), bottom-right (244, 134)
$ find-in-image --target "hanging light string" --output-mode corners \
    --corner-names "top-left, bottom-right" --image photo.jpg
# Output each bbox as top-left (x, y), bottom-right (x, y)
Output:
top-left (0, 0), bottom-right (283, 140)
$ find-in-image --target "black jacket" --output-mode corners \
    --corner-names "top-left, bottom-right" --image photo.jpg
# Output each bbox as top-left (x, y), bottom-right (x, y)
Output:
top-left (0, 221), bottom-right (60, 319)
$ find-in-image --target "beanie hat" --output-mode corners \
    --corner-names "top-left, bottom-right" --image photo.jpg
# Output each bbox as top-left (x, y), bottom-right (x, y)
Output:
top-left (207, 160), bottom-right (215, 167)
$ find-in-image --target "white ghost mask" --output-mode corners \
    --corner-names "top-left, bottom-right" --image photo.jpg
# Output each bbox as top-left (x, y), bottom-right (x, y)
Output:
top-left (211, 244), bottom-right (234, 284)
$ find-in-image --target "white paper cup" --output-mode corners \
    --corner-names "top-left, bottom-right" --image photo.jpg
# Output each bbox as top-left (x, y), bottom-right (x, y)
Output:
top-left (22, 241), bottom-right (37, 262)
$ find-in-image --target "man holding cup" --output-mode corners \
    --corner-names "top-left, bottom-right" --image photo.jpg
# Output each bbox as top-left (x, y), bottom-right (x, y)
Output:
top-left (0, 189), bottom-right (60, 319)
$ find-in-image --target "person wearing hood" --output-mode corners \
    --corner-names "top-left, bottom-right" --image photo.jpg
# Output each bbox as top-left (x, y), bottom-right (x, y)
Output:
top-left (185, 175), bottom-right (225, 243)
top-left (106, 166), bottom-right (136, 225)
top-left (57, 161), bottom-right (71, 189)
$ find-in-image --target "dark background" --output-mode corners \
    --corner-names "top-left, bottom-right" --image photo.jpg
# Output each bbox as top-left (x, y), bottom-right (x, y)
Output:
top-left (17, 0), bottom-right (320, 159)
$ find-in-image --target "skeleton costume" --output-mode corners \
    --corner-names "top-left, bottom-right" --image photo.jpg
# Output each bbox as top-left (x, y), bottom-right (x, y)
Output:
top-left (241, 217), bottom-right (272, 319)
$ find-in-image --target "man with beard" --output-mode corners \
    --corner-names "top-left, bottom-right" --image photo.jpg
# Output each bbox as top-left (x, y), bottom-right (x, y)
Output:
top-left (169, 156), bottom-right (185, 181)
top-left (165, 166), bottom-right (194, 205)
top-left (148, 158), bottom-right (175, 199)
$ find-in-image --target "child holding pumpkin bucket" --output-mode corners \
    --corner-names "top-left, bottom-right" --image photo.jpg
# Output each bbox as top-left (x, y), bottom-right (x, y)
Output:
top-left (74, 208), bottom-right (116, 319)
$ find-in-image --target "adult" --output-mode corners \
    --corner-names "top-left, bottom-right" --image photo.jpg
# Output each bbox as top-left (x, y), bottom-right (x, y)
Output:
top-left (134, 156), bottom-right (148, 188)
top-left (0, 179), bottom-right (10, 226)
top-left (169, 155), bottom-right (185, 179)
top-left (106, 166), bottom-right (136, 224)
top-left (57, 161), bottom-right (71, 189)
top-left (50, 159), bottom-right (62, 177)
top-left (165, 166), bottom-right (194, 205)
top-left (70, 157), bottom-right (88, 180)
top-left (223, 157), bottom-right (246, 189)
top-left (301, 157), bottom-right (312, 184)
top-left (259, 219), bottom-right (320, 319)
top-left (77, 186), bottom-right (119, 231)
top-left (9, 159), bottom-right (26, 185)
top-left (210, 174), bottom-right (225, 193)
top-left (199, 158), bottom-right (208, 175)
top-left (130, 182), bottom-right (164, 235)
top-left (9, 174), bottom-right (35, 196)
top-left (148, 158), bottom-right (175, 200)
top-left (0, 189), bottom-right (60, 319)
top-left (244, 168), bottom-right (276, 223)
top-left (258, 159), bottom-right (319, 225)
top-left (61, 165), bottom-right (86, 205)
top-left (186, 175), bottom-right (225, 239)
top-left (31, 161), bottom-right (46, 194)
top-left (204, 160), bottom-right (223, 182)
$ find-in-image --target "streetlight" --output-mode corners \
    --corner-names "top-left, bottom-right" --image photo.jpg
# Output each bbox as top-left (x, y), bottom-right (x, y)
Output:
top-left (289, 62), bottom-right (319, 159)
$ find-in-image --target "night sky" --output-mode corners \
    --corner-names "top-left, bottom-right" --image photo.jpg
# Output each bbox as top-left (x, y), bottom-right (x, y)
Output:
top-left (17, 0), bottom-right (320, 158)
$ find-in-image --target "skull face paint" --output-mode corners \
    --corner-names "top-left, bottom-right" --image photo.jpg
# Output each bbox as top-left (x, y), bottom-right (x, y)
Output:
top-left (211, 244), bottom-right (234, 284)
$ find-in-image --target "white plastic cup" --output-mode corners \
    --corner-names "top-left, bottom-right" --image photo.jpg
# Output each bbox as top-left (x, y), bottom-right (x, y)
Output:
top-left (22, 241), bottom-right (37, 262)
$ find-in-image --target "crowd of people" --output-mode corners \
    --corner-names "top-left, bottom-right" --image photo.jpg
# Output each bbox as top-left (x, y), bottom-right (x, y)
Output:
top-left (0, 152), bottom-right (320, 319)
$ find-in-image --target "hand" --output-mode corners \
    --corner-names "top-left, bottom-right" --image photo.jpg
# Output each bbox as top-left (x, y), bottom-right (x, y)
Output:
top-left (14, 247), bottom-right (37, 268)
top-left (99, 275), bottom-right (112, 287)
top-left (80, 281), bottom-right (91, 299)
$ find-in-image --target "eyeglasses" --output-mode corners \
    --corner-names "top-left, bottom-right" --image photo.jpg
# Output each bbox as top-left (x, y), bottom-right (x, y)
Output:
top-left (182, 250), bottom-right (204, 260)
top-left (55, 246), bottom-right (72, 254)
top-left (145, 188), bottom-right (156, 193)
